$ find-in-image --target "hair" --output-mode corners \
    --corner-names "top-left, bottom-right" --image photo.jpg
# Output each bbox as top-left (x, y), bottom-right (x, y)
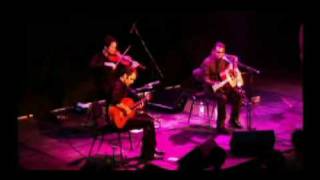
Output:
top-left (104, 35), bottom-right (117, 47)
top-left (214, 41), bottom-right (226, 49)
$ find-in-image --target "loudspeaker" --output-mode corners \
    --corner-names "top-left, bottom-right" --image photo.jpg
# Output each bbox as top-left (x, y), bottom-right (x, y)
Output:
top-left (230, 130), bottom-right (275, 156)
top-left (80, 157), bottom-right (114, 171)
top-left (143, 164), bottom-right (170, 171)
top-left (178, 139), bottom-right (226, 171)
top-left (292, 129), bottom-right (303, 153)
top-left (148, 87), bottom-right (188, 113)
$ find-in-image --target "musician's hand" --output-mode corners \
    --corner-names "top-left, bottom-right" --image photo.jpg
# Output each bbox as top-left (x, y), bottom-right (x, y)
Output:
top-left (210, 80), bottom-right (217, 86)
top-left (125, 107), bottom-right (132, 115)
top-left (220, 68), bottom-right (230, 79)
top-left (104, 62), bottom-right (116, 70)
top-left (118, 103), bottom-right (132, 115)
top-left (229, 69), bottom-right (236, 77)
top-left (231, 55), bottom-right (239, 62)
top-left (145, 92), bottom-right (152, 101)
top-left (112, 64), bottom-right (117, 70)
top-left (131, 60), bottom-right (140, 69)
top-left (138, 102), bottom-right (145, 109)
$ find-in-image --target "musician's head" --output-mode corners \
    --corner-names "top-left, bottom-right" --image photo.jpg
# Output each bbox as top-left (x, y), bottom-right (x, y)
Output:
top-left (104, 35), bottom-right (118, 55)
top-left (118, 66), bottom-right (137, 87)
top-left (212, 41), bottom-right (226, 59)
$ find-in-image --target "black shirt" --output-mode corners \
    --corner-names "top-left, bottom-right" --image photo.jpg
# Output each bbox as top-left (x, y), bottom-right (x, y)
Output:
top-left (89, 52), bottom-right (118, 100)
top-left (107, 79), bottom-right (140, 106)
top-left (90, 52), bottom-right (116, 85)
top-left (201, 56), bottom-right (231, 82)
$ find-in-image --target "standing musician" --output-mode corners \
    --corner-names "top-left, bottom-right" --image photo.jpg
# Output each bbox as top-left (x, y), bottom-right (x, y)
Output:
top-left (89, 35), bottom-right (142, 102)
top-left (107, 65), bottom-right (164, 162)
top-left (200, 42), bottom-right (244, 134)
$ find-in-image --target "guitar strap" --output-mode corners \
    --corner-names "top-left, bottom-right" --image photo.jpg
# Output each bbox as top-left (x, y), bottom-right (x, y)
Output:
top-left (217, 59), bottom-right (222, 80)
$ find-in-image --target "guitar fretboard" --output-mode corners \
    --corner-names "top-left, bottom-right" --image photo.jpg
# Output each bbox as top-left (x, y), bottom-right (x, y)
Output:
top-left (131, 97), bottom-right (149, 110)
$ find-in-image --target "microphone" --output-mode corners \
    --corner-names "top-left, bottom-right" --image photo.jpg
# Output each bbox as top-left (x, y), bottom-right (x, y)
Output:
top-left (237, 62), bottom-right (261, 74)
top-left (146, 80), bottom-right (160, 87)
top-left (224, 54), bottom-right (260, 74)
top-left (135, 80), bottom-right (161, 91)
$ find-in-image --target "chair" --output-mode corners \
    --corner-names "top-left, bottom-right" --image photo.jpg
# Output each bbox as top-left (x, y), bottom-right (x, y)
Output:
top-left (187, 91), bottom-right (213, 124)
top-left (86, 101), bottom-right (134, 163)
top-left (186, 68), bottom-right (217, 126)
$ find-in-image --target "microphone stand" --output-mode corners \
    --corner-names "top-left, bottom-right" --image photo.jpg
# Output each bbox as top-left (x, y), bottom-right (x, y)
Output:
top-left (226, 54), bottom-right (260, 75)
top-left (237, 62), bottom-right (260, 75)
top-left (229, 55), bottom-right (260, 131)
top-left (131, 23), bottom-right (164, 79)
top-left (237, 62), bottom-right (260, 131)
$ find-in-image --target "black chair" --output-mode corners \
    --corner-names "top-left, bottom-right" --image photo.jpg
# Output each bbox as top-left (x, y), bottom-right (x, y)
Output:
top-left (186, 68), bottom-right (217, 126)
top-left (86, 101), bottom-right (134, 162)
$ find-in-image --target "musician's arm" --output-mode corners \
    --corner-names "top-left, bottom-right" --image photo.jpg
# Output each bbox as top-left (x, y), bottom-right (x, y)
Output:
top-left (110, 81), bottom-right (125, 105)
top-left (127, 88), bottom-right (140, 102)
top-left (90, 54), bottom-right (116, 70)
top-left (129, 88), bottom-right (148, 109)
top-left (202, 61), bottom-right (216, 85)
top-left (219, 63), bottom-right (233, 78)
top-left (90, 54), bottom-right (105, 69)
top-left (117, 103), bottom-right (132, 114)
top-left (204, 76), bottom-right (216, 85)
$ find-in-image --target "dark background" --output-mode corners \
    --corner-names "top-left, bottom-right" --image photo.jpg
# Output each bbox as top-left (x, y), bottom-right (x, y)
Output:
top-left (23, 11), bottom-right (303, 116)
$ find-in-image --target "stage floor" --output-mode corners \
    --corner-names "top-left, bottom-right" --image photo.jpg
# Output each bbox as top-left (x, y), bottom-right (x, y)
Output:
top-left (18, 74), bottom-right (303, 171)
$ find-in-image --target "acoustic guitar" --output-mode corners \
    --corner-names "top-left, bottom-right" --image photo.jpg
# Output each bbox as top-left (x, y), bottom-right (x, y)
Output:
top-left (212, 68), bottom-right (244, 92)
top-left (108, 94), bottom-right (152, 129)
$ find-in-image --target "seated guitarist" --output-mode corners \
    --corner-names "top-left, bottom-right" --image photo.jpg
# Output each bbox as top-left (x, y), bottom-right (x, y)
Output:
top-left (107, 65), bottom-right (164, 161)
top-left (200, 41), bottom-right (244, 134)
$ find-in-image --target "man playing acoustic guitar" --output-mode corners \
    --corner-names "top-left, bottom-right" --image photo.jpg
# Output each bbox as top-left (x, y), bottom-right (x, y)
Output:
top-left (201, 42), bottom-right (244, 134)
top-left (107, 66), bottom-right (164, 162)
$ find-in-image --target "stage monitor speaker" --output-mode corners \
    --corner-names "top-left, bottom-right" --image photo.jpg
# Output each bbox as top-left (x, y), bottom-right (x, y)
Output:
top-left (178, 139), bottom-right (226, 171)
top-left (80, 157), bottom-right (114, 171)
top-left (230, 130), bottom-right (275, 157)
top-left (148, 86), bottom-right (188, 113)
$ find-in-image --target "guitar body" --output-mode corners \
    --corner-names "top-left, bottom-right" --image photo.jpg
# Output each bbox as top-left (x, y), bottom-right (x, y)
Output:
top-left (212, 69), bottom-right (243, 92)
top-left (108, 98), bottom-right (136, 129)
top-left (224, 73), bottom-right (238, 87)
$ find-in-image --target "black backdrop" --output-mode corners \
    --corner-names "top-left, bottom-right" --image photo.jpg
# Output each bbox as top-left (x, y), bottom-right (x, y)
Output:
top-left (23, 11), bottom-right (303, 116)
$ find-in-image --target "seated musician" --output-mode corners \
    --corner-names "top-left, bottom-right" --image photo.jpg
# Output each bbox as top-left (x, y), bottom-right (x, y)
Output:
top-left (200, 41), bottom-right (244, 134)
top-left (107, 65), bottom-right (164, 162)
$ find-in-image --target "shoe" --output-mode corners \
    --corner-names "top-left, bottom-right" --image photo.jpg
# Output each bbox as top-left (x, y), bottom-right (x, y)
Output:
top-left (81, 121), bottom-right (95, 128)
top-left (217, 127), bottom-right (230, 134)
top-left (140, 155), bottom-right (153, 162)
top-left (140, 153), bottom-right (163, 162)
top-left (229, 120), bottom-right (243, 129)
top-left (153, 153), bottom-right (164, 160)
top-left (155, 149), bottom-right (165, 155)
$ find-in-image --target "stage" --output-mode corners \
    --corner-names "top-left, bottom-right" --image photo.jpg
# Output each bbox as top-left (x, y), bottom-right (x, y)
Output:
top-left (18, 73), bottom-right (303, 171)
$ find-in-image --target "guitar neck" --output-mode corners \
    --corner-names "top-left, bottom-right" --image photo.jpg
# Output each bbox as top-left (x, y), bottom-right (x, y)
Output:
top-left (212, 78), bottom-right (229, 92)
top-left (131, 97), bottom-right (148, 110)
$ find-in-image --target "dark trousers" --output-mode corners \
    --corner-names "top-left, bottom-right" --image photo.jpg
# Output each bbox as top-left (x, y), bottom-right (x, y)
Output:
top-left (122, 113), bottom-right (156, 159)
top-left (205, 85), bottom-right (242, 128)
